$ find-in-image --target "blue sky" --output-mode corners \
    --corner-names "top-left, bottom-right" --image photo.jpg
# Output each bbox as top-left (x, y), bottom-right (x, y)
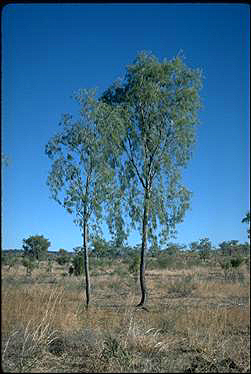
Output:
top-left (2, 4), bottom-right (250, 252)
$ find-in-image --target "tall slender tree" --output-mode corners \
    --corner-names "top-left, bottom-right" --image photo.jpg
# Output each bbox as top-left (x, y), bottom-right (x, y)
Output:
top-left (95, 51), bottom-right (203, 307)
top-left (45, 89), bottom-right (116, 308)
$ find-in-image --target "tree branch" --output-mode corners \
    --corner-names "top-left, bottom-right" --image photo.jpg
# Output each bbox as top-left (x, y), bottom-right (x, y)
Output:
top-left (124, 136), bottom-right (146, 190)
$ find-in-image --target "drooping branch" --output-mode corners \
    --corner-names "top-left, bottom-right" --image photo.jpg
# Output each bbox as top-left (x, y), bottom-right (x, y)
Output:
top-left (125, 135), bottom-right (146, 190)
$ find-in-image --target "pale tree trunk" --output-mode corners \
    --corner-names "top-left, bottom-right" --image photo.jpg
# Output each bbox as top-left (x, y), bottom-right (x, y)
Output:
top-left (83, 220), bottom-right (90, 309)
top-left (137, 188), bottom-right (150, 308)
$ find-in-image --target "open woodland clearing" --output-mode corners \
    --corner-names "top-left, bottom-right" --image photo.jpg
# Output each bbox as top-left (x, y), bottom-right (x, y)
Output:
top-left (1, 254), bottom-right (250, 373)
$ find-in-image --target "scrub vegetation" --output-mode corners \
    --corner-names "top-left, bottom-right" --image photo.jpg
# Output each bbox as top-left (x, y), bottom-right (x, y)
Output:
top-left (2, 247), bottom-right (250, 373)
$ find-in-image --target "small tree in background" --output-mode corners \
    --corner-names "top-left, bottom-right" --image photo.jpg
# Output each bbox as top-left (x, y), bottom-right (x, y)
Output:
top-left (56, 249), bottom-right (71, 265)
top-left (189, 238), bottom-right (212, 260)
top-left (22, 235), bottom-right (51, 261)
top-left (219, 240), bottom-right (239, 257)
top-left (198, 238), bottom-right (212, 261)
top-left (189, 241), bottom-right (199, 253)
top-left (166, 242), bottom-right (186, 256)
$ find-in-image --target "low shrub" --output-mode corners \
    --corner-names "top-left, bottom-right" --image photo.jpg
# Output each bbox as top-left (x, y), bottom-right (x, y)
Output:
top-left (22, 257), bottom-right (38, 275)
top-left (230, 256), bottom-right (244, 268)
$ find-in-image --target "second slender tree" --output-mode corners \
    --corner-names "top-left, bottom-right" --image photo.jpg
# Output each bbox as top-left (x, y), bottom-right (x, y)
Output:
top-left (45, 89), bottom-right (115, 308)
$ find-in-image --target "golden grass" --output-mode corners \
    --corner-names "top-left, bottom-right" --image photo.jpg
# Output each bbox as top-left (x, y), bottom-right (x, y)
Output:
top-left (196, 280), bottom-right (250, 299)
top-left (2, 259), bottom-right (250, 373)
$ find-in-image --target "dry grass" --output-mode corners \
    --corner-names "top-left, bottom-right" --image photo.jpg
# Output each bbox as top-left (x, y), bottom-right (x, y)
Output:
top-left (1, 257), bottom-right (250, 373)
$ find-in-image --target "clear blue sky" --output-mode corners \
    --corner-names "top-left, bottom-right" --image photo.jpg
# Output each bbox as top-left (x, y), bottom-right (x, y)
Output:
top-left (2, 4), bottom-right (250, 251)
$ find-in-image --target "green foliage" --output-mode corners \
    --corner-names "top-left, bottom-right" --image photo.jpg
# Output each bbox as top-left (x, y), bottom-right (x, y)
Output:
top-left (218, 240), bottom-right (248, 257)
top-left (230, 256), bottom-right (244, 268)
top-left (91, 257), bottom-right (114, 271)
top-left (56, 249), bottom-right (71, 265)
top-left (45, 88), bottom-right (121, 307)
top-left (46, 51), bottom-right (203, 307)
top-left (97, 50), bottom-right (203, 245)
top-left (241, 211), bottom-right (250, 238)
top-left (189, 238), bottom-right (212, 260)
top-left (219, 240), bottom-right (237, 256)
top-left (56, 256), bottom-right (69, 266)
top-left (101, 334), bottom-right (131, 366)
top-left (128, 252), bottom-right (140, 275)
top-left (92, 237), bottom-right (109, 258)
top-left (165, 242), bottom-right (186, 256)
top-left (45, 89), bottom-right (118, 240)
top-left (72, 252), bottom-right (84, 276)
top-left (22, 256), bottom-right (38, 275)
top-left (189, 241), bottom-right (198, 253)
top-left (147, 251), bottom-right (203, 270)
top-left (8, 256), bottom-right (18, 270)
top-left (2, 253), bottom-right (18, 270)
top-left (149, 236), bottom-right (160, 257)
top-left (68, 264), bottom-right (74, 276)
top-left (219, 260), bottom-right (231, 271)
top-left (219, 256), bottom-right (245, 282)
top-left (91, 238), bottom-right (122, 259)
top-left (96, 51), bottom-right (202, 307)
top-left (242, 211), bottom-right (250, 224)
top-left (156, 254), bottom-right (174, 269)
top-left (22, 235), bottom-right (50, 261)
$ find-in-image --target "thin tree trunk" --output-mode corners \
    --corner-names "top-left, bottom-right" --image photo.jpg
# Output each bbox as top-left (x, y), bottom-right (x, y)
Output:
top-left (136, 188), bottom-right (149, 308)
top-left (83, 221), bottom-right (90, 309)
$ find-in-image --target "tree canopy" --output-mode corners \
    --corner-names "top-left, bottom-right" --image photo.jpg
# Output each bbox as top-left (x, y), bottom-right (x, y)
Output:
top-left (22, 234), bottom-right (51, 261)
top-left (95, 51), bottom-right (203, 245)
top-left (45, 89), bottom-right (120, 307)
top-left (45, 89), bottom-right (115, 235)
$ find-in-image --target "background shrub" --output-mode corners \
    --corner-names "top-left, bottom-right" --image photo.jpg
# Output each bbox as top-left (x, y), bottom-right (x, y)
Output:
top-left (72, 253), bottom-right (84, 276)
top-left (22, 257), bottom-right (38, 275)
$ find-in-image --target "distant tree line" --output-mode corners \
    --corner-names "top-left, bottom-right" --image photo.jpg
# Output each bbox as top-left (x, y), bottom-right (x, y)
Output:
top-left (3, 235), bottom-right (250, 264)
top-left (2, 212), bottom-right (249, 293)
top-left (2, 231), bottom-right (249, 279)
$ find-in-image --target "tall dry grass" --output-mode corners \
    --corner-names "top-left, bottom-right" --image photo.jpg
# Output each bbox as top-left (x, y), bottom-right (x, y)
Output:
top-left (1, 259), bottom-right (250, 372)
